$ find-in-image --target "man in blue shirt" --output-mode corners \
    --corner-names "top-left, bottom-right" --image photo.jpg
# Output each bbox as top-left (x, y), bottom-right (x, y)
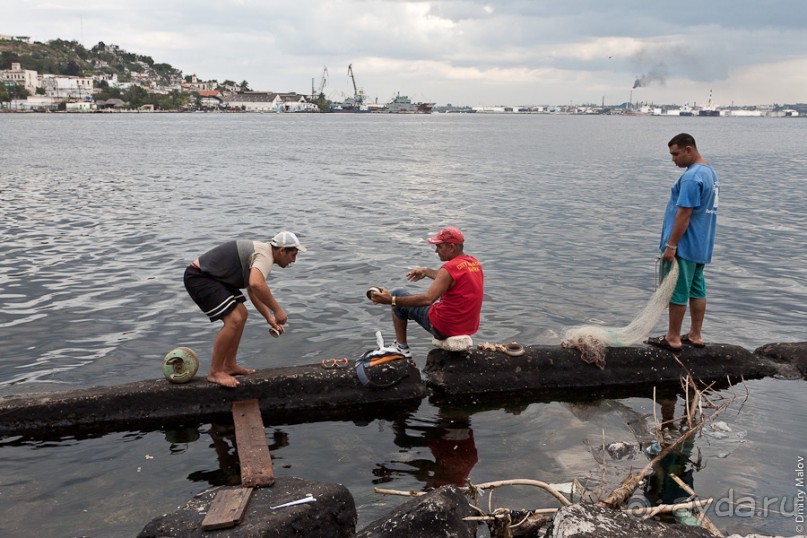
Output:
top-left (647, 133), bottom-right (719, 351)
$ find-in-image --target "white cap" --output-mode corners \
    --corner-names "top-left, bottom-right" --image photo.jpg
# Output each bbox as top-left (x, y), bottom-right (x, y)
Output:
top-left (269, 231), bottom-right (307, 252)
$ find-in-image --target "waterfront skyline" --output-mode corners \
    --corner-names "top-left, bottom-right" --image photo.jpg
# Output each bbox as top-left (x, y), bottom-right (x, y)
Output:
top-left (2, 0), bottom-right (806, 107)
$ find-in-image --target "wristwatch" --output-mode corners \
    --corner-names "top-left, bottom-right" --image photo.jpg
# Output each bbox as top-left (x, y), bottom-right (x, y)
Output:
top-left (391, 296), bottom-right (397, 307)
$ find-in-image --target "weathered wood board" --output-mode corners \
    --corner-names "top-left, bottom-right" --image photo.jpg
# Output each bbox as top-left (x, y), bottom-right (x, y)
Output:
top-left (232, 399), bottom-right (275, 487)
top-left (201, 487), bottom-right (253, 530)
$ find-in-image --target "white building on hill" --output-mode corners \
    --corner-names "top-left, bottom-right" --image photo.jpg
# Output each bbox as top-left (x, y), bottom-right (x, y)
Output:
top-left (222, 92), bottom-right (317, 112)
top-left (39, 74), bottom-right (94, 100)
top-left (0, 62), bottom-right (39, 94)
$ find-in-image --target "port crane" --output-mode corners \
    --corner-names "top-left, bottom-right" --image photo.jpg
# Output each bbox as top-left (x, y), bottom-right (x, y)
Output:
top-left (311, 66), bottom-right (328, 100)
top-left (347, 64), bottom-right (365, 106)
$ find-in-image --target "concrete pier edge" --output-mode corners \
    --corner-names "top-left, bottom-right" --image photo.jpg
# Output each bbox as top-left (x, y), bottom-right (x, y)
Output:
top-left (0, 341), bottom-right (803, 438)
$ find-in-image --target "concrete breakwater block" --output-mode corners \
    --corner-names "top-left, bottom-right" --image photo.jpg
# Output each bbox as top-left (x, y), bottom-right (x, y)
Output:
top-left (0, 360), bottom-right (426, 437)
top-left (138, 477), bottom-right (356, 537)
top-left (424, 344), bottom-right (780, 398)
top-left (550, 502), bottom-right (713, 538)
top-left (1, 341), bottom-right (802, 438)
top-left (754, 341), bottom-right (807, 379)
top-left (355, 486), bottom-right (477, 538)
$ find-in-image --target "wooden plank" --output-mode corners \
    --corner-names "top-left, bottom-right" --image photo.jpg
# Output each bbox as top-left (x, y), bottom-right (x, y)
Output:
top-left (232, 399), bottom-right (275, 487)
top-left (201, 487), bottom-right (253, 531)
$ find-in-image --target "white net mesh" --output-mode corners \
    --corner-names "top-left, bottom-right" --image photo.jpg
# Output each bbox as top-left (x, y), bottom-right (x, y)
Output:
top-left (561, 259), bottom-right (679, 368)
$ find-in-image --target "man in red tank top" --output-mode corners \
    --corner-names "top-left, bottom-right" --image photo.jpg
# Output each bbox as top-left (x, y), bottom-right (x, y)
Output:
top-left (369, 227), bottom-right (484, 357)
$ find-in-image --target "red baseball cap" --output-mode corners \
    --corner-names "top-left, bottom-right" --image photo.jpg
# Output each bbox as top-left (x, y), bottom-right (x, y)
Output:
top-left (427, 227), bottom-right (465, 245)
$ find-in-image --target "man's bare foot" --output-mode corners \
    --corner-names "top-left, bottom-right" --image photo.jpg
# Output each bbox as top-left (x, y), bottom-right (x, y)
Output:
top-left (207, 371), bottom-right (239, 388)
top-left (226, 364), bottom-right (256, 376)
top-left (682, 334), bottom-right (706, 348)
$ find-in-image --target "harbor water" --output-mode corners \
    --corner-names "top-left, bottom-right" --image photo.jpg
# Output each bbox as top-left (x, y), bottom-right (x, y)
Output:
top-left (1, 112), bottom-right (805, 537)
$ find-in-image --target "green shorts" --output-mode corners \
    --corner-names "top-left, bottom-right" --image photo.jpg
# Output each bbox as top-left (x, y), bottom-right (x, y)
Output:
top-left (663, 257), bottom-right (707, 306)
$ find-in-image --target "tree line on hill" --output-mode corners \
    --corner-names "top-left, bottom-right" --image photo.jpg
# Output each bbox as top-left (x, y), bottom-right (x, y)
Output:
top-left (0, 38), bottom-right (182, 84)
top-left (0, 38), bottom-right (256, 110)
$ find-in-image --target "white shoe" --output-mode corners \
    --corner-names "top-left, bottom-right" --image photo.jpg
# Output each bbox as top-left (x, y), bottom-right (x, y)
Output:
top-left (393, 342), bottom-right (413, 358)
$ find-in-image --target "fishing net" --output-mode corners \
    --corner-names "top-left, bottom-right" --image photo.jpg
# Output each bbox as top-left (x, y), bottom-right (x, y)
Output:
top-left (561, 259), bottom-right (679, 369)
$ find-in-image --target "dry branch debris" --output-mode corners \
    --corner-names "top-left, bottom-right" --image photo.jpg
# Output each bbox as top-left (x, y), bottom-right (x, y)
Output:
top-left (374, 375), bottom-right (741, 537)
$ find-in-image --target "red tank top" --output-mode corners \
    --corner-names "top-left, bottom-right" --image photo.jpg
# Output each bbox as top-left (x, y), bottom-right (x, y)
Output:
top-left (428, 255), bottom-right (484, 336)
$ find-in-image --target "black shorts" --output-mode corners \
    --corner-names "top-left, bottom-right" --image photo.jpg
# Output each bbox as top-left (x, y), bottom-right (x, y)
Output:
top-left (184, 265), bottom-right (246, 322)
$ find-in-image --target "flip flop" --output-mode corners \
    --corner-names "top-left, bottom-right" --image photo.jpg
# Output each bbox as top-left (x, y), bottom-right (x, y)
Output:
top-left (645, 335), bottom-right (683, 352)
top-left (321, 358), bottom-right (350, 369)
top-left (682, 335), bottom-right (706, 348)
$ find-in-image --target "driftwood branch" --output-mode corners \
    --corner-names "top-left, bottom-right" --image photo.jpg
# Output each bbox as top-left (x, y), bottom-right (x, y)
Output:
top-left (463, 508), bottom-right (557, 522)
top-left (465, 507), bottom-right (552, 538)
top-left (622, 498), bottom-right (713, 518)
top-left (470, 479), bottom-right (573, 507)
top-left (670, 473), bottom-right (723, 537)
top-left (373, 487), bottom-right (425, 497)
top-left (653, 386), bottom-right (660, 431)
top-left (375, 479), bottom-right (572, 508)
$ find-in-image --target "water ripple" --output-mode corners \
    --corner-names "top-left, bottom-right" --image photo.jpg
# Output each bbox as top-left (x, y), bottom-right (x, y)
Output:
top-left (1, 114), bottom-right (805, 389)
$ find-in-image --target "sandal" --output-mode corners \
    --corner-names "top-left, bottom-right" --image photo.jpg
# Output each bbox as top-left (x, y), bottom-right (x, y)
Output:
top-left (321, 358), bottom-right (349, 369)
top-left (645, 335), bottom-right (682, 352)
top-left (682, 335), bottom-right (705, 348)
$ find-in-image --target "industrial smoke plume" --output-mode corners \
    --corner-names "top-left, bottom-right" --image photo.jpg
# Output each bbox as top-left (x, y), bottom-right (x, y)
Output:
top-left (632, 64), bottom-right (668, 89)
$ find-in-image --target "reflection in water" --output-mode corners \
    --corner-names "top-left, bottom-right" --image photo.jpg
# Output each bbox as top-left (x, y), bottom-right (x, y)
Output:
top-left (643, 396), bottom-right (703, 525)
top-left (373, 408), bottom-right (478, 489)
top-left (164, 426), bottom-right (201, 455)
top-left (644, 436), bottom-right (698, 505)
top-left (181, 424), bottom-right (289, 487)
top-left (567, 393), bottom-right (707, 513)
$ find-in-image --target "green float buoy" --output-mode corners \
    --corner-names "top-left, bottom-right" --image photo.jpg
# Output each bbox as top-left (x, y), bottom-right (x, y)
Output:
top-left (162, 347), bottom-right (200, 383)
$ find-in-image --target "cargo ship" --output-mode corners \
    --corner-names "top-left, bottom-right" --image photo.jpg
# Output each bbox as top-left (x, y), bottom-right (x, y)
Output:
top-left (698, 90), bottom-right (720, 116)
top-left (385, 92), bottom-right (434, 114)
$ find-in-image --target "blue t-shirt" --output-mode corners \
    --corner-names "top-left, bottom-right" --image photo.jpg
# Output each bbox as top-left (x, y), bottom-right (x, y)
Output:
top-left (660, 163), bottom-right (719, 264)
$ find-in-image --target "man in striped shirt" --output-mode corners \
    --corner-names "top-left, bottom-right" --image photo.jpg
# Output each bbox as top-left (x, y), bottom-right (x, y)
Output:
top-left (184, 232), bottom-right (306, 387)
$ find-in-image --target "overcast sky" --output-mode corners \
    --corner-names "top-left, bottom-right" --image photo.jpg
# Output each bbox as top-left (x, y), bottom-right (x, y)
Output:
top-left (4, 0), bottom-right (806, 106)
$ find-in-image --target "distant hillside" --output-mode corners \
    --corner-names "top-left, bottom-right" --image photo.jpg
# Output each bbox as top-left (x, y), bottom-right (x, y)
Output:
top-left (0, 38), bottom-right (183, 84)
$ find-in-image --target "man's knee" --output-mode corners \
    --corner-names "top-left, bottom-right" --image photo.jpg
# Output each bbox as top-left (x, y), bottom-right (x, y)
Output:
top-left (391, 287), bottom-right (408, 298)
top-left (223, 303), bottom-right (248, 326)
top-left (390, 288), bottom-right (409, 319)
